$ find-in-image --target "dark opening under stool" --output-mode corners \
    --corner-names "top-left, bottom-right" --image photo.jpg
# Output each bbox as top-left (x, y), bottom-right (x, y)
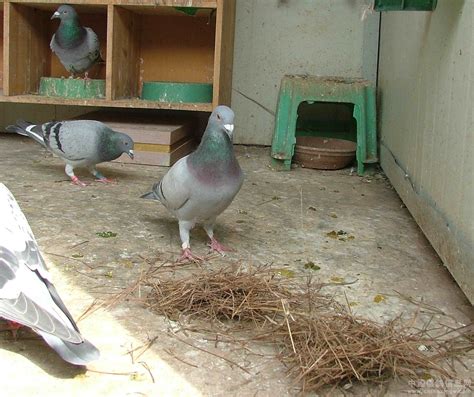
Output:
top-left (271, 75), bottom-right (378, 175)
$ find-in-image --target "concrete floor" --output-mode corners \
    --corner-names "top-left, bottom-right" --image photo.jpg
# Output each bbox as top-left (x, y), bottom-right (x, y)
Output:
top-left (0, 134), bottom-right (472, 396)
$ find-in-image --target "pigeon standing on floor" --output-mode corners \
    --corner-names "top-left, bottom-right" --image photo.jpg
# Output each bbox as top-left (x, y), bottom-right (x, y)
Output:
top-left (0, 183), bottom-right (100, 365)
top-left (50, 5), bottom-right (101, 77)
top-left (6, 120), bottom-right (134, 186)
top-left (141, 106), bottom-right (244, 261)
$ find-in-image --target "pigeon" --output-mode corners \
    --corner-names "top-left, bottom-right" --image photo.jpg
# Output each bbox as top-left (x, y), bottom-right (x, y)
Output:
top-left (141, 106), bottom-right (244, 261)
top-left (50, 5), bottom-right (101, 77)
top-left (0, 183), bottom-right (100, 365)
top-left (6, 120), bottom-right (134, 186)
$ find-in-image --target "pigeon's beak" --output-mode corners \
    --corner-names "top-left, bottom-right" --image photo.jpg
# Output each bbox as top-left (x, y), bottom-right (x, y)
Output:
top-left (127, 150), bottom-right (134, 160)
top-left (51, 11), bottom-right (60, 19)
top-left (224, 124), bottom-right (234, 134)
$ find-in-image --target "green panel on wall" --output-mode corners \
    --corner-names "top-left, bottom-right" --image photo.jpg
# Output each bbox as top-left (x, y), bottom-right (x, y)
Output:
top-left (374, 0), bottom-right (437, 11)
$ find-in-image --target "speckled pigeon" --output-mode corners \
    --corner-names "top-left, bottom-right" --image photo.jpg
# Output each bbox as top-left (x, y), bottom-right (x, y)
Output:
top-left (141, 106), bottom-right (244, 261)
top-left (0, 183), bottom-right (100, 365)
top-left (6, 120), bottom-right (134, 186)
top-left (50, 5), bottom-right (101, 77)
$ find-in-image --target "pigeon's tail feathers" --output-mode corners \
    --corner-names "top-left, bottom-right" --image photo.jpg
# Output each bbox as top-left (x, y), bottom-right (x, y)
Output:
top-left (6, 120), bottom-right (46, 147)
top-left (141, 191), bottom-right (158, 200)
top-left (37, 331), bottom-right (100, 365)
top-left (140, 182), bottom-right (161, 201)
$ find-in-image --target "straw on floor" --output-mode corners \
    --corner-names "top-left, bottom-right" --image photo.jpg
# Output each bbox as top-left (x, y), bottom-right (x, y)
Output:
top-left (123, 264), bottom-right (472, 393)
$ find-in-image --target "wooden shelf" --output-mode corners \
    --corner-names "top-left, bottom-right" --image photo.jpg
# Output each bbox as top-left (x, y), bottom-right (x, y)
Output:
top-left (17, 1), bottom-right (217, 6)
top-left (1, 0), bottom-right (235, 111)
top-left (0, 92), bottom-right (213, 111)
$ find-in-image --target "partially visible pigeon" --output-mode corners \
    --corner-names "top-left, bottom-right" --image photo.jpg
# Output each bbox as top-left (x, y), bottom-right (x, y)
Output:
top-left (50, 5), bottom-right (101, 77)
top-left (6, 120), bottom-right (134, 186)
top-left (141, 106), bottom-right (244, 261)
top-left (0, 183), bottom-right (100, 365)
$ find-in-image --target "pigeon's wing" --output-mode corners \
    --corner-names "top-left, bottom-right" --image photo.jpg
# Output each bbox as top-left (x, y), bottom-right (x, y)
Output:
top-left (41, 121), bottom-right (99, 162)
top-left (0, 184), bottom-right (82, 342)
top-left (84, 27), bottom-right (100, 61)
top-left (0, 184), bottom-right (100, 364)
top-left (157, 156), bottom-right (194, 211)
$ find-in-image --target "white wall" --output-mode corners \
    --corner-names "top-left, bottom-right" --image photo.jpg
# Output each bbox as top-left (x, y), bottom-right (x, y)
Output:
top-left (378, 0), bottom-right (473, 302)
top-left (231, 0), bottom-right (380, 145)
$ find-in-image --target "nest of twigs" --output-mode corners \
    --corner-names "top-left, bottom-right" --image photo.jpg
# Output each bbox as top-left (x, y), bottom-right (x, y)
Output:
top-left (135, 264), bottom-right (473, 393)
top-left (145, 265), bottom-right (302, 325)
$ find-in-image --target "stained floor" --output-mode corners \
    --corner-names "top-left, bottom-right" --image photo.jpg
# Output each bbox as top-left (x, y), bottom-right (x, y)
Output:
top-left (0, 134), bottom-right (472, 396)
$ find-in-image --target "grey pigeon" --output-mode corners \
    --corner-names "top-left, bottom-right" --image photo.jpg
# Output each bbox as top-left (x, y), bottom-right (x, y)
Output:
top-left (0, 183), bottom-right (100, 365)
top-left (6, 120), bottom-right (134, 186)
top-left (142, 106), bottom-right (244, 261)
top-left (50, 5), bottom-right (101, 77)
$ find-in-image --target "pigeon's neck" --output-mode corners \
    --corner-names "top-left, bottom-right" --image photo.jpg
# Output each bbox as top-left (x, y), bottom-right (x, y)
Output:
top-left (57, 19), bottom-right (86, 48)
top-left (188, 125), bottom-right (241, 184)
top-left (193, 126), bottom-right (234, 164)
top-left (99, 132), bottom-right (123, 162)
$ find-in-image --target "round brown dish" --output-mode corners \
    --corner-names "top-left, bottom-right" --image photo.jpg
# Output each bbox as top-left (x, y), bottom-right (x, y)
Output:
top-left (293, 136), bottom-right (356, 170)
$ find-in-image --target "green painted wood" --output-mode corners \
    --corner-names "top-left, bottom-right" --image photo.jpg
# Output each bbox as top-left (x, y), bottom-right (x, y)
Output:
top-left (141, 82), bottom-right (213, 103)
top-left (374, 0), bottom-right (437, 11)
top-left (296, 120), bottom-right (357, 142)
top-left (270, 75), bottom-right (378, 175)
top-left (174, 7), bottom-right (200, 16)
top-left (39, 77), bottom-right (105, 99)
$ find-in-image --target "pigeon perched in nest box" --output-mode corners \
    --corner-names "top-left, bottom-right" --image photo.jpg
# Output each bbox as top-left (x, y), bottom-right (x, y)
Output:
top-left (50, 4), bottom-right (102, 78)
top-left (6, 120), bottom-right (134, 186)
top-left (0, 183), bottom-right (100, 365)
top-left (142, 106), bottom-right (244, 262)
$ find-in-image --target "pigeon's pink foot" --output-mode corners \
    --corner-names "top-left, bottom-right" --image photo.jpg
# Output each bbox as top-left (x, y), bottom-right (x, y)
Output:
top-left (3, 321), bottom-right (22, 339)
top-left (179, 248), bottom-right (203, 262)
top-left (95, 177), bottom-right (115, 184)
top-left (208, 237), bottom-right (234, 254)
top-left (70, 176), bottom-right (88, 187)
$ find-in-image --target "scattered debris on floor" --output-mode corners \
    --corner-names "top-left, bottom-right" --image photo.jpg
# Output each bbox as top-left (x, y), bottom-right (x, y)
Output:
top-left (326, 230), bottom-right (355, 241)
top-left (94, 263), bottom-right (473, 394)
top-left (96, 231), bottom-right (118, 238)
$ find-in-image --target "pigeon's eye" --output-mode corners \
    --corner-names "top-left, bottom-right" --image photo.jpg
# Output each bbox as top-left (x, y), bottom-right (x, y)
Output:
top-left (125, 142), bottom-right (129, 146)
top-left (217, 114), bottom-right (221, 120)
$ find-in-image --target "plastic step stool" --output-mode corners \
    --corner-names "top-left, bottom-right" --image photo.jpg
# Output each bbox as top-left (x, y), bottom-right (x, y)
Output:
top-left (271, 75), bottom-right (378, 175)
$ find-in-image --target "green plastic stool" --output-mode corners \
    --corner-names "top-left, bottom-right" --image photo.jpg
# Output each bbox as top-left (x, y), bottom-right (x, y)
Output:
top-left (271, 75), bottom-right (378, 175)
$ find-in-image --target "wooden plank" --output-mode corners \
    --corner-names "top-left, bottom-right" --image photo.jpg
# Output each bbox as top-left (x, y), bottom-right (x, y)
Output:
top-left (105, 4), bottom-right (113, 98)
top-left (122, 0), bottom-right (216, 6)
top-left (0, 11), bottom-right (3, 87)
top-left (5, 3), bottom-right (50, 95)
top-left (212, 0), bottom-right (235, 106)
top-left (79, 110), bottom-right (196, 145)
top-left (116, 6), bottom-right (214, 17)
top-left (13, 0), bottom-right (217, 8)
top-left (107, 5), bottom-right (140, 99)
top-left (0, 93), bottom-right (213, 111)
top-left (17, 3), bottom-right (107, 12)
top-left (116, 136), bottom-right (196, 166)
